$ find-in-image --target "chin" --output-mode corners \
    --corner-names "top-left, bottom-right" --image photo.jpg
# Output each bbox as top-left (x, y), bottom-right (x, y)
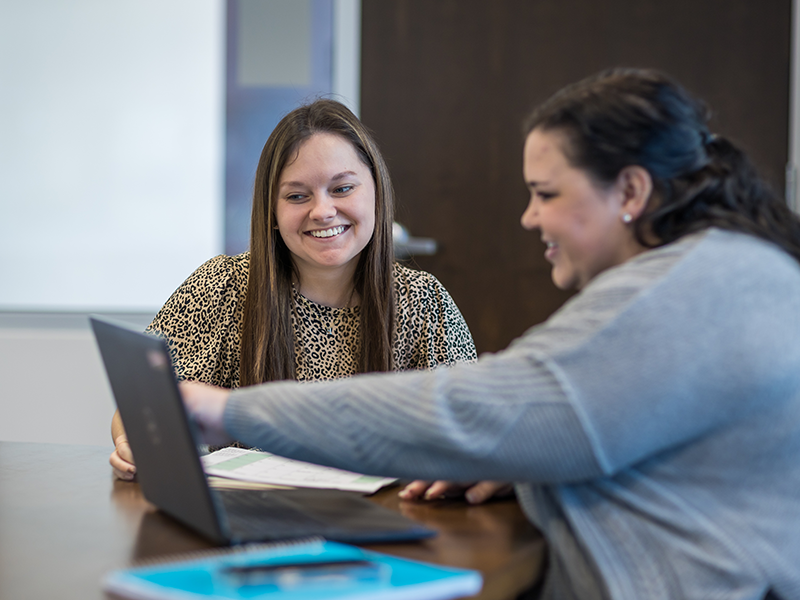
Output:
top-left (551, 270), bottom-right (579, 291)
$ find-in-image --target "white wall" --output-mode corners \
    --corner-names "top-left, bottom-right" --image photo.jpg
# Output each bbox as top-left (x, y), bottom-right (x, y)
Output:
top-left (0, 1), bottom-right (225, 312)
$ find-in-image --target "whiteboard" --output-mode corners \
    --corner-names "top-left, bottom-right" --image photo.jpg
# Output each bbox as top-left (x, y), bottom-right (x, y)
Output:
top-left (0, 1), bottom-right (224, 311)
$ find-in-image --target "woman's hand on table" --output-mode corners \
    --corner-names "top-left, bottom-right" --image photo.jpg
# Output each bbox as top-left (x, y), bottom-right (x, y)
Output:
top-left (399, 480), bottom-right (514, 504)
top-left (109, 435), bottom-right (136, 480)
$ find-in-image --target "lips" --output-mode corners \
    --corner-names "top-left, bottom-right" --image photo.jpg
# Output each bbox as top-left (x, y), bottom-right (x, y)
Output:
top-left (307, 225), bottom-right (349, 239)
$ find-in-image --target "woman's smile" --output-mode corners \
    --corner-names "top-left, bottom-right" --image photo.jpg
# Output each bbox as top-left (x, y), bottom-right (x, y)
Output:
top-left (307, 224), bottom-right (350, 239)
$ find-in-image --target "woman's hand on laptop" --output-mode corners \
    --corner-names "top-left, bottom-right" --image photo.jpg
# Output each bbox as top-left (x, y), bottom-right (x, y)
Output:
top-left (180, 381), bottom-right (233, 446)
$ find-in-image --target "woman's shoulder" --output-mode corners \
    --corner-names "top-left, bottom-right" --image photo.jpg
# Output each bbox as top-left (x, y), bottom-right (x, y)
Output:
top-left (559, 228), bottom-right (800, 328)
top-left (622, 228), bottom-right (798, 285)
top-left (194, 251), bottom-right (250, 277)
top-left (389, 263), bottom-right (476, 364)
top-left (148, 253), bottom-right (250, 335)
top-left (698, 227), bottom-right (798, 265)
top-left (149, 253), bottom-right (250, 317)
top-left (187, 252), bottom-right (250, 291)
top-left (391, 262), bottom-right (466, 322)
top-left (392, 262), bottom-right (445, 295)
top-left (586, 228), bottom-right (725, 294)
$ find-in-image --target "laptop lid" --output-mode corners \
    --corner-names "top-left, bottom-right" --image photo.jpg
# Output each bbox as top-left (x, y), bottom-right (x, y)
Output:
top-left (90, 316), bottom-right (228, 543)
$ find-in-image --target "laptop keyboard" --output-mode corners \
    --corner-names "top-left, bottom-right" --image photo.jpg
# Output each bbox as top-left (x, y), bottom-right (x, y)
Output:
top-left (215, 489), bottom-right (333, 541)
top-left (212, 487), bottom-right (435, 544)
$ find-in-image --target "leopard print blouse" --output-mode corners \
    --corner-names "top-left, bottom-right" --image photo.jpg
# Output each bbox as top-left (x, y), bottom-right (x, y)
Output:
top-left (146, 253), bottom-right (477, 387)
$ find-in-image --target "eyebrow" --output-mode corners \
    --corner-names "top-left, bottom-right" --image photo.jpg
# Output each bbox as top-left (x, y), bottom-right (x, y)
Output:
top-left (280, 171), bottom-right (359, 189)
top-left (526, 179), bottom-right (550, 189)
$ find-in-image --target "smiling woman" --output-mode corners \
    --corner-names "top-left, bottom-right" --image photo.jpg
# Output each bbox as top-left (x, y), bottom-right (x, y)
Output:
top-left (275, 132), bottom-right (376, 300)
top-left (521, 129), bottom-right (651, 290)
top-left (108, 100), bottom-right (478, 489)
top-left (181, 70), bottom-right (800, 599)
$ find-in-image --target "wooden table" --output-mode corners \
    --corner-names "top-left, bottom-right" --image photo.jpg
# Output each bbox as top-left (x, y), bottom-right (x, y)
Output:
top-left (0, 442), bottom-right (545, 599)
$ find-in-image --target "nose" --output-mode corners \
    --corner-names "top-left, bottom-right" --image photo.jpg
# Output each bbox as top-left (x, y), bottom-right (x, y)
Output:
top-left (309, 194), bottom-right (337, 221)
top-left (520, 197), bottom-right (539, 230)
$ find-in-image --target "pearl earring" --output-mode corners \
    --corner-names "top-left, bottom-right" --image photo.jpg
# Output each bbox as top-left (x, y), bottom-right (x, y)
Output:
top-left (622, 213), bottom-right (633, 224)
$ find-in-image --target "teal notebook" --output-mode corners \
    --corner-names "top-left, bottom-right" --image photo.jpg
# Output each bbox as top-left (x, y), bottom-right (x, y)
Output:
top-left (103, 539), bottom-right (482, 600)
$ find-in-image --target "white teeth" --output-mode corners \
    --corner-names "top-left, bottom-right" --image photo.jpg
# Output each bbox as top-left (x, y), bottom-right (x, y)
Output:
top-left (310, 225), bottom-right (346, 238)
top-left (546, 241), bottom-right (556, 249)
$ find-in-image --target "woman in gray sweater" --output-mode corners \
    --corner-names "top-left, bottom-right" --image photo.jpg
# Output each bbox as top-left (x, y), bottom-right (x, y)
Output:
top-left (182, 69), bottom-right (800, 599)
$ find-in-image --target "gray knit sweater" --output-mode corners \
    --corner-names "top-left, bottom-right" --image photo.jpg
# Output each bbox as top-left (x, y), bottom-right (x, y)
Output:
top-left (226, 229), bottom-right (800, 599)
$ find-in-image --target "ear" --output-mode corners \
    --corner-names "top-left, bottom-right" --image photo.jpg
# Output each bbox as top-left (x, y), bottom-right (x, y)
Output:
top-left (615, 165), bottom-right (653, 220)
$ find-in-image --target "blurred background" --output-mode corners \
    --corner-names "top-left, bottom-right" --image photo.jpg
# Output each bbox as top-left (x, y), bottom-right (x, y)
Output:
top-left (0, 0), bottom-right (794, 445)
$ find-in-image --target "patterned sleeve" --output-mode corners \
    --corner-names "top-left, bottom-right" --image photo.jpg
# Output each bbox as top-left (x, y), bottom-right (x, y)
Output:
top-left (392, 264), bottom-right (478, 370)
top-left (145, 254), bottom-right (248, 388)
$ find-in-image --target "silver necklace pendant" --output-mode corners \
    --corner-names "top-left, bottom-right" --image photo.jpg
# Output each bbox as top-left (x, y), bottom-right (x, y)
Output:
top-left (326, 326), bottom-right (334, 336)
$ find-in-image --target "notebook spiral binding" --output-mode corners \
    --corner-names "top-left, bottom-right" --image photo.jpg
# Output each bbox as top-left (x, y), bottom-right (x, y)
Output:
top-left (128, 536), bottom-right (325, 568)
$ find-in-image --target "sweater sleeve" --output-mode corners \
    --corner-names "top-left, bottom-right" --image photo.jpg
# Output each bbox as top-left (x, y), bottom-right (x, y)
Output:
top-left (226, 348), bottom-right (604, 483)
top-left (147, 254), bottom-right (247, 388)
top-left (224, 231), bottom-right (800, 483)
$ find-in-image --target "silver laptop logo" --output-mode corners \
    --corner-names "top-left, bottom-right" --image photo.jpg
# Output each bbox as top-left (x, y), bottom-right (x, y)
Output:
top-left (146, 349), bottom-right (168, 371)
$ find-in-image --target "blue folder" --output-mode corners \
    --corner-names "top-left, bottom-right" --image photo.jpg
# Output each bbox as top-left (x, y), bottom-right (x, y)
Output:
top-left (103, 538), bottom-right (482, 600)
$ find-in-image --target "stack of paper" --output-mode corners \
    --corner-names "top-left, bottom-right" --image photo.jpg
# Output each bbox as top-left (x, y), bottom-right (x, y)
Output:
top-left (201, 448), bottom-right (397, 494)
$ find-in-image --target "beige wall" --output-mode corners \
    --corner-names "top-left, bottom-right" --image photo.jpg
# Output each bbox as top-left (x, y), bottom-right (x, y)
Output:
top-left (0, 313), bottom-right (152, 446)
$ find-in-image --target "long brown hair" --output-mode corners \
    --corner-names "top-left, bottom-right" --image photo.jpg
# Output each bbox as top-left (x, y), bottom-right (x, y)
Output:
top-left (240, 99), bottom-right (396, 385)
top-left (524, 68), bottom-right (800, 262)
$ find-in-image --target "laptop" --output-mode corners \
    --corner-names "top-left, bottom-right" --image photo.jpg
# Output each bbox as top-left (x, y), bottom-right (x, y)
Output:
top-left (90, 316), bottom-right (435, 545)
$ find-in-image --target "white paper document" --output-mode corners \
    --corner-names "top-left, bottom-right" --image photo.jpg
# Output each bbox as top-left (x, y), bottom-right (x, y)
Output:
top-left (200, 447), bottom-right (396, 494)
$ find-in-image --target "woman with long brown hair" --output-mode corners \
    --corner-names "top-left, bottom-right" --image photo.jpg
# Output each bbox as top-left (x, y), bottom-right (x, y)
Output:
top-left (109, 99), bottom-right (476, 478)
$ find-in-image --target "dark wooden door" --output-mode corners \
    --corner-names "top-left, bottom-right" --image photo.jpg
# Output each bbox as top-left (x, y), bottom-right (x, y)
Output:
top-left (361, 0), bottom-right (791, 353)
